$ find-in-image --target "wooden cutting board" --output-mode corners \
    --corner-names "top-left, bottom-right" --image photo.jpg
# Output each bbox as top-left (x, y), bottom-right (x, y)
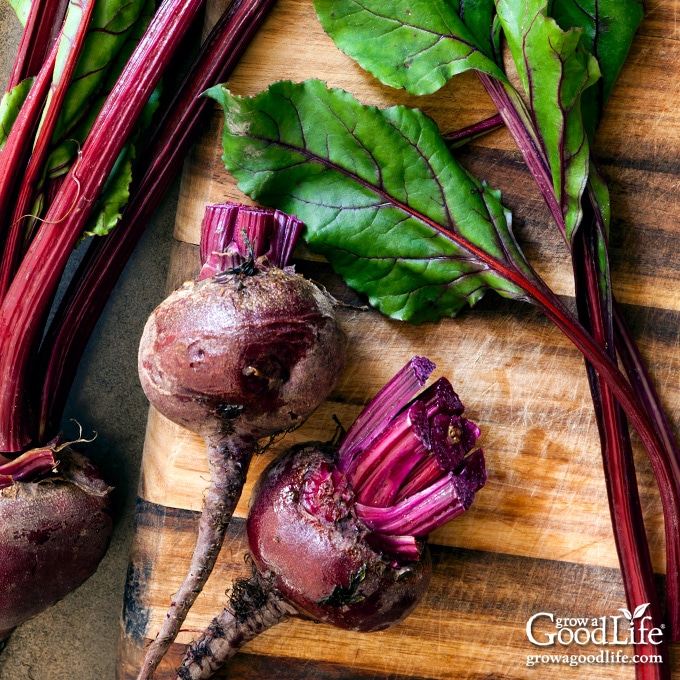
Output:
top-left (116, 1), bottom-right (680, 678)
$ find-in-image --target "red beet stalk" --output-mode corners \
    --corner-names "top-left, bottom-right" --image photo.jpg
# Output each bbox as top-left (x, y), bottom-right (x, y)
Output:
top-left (0, 0), bottom-right (207, 454)
top-left (0, 0), bottom-right (97, 301)
top-left (0, 446), bottom-right (56, 489)
top-left (0, 38), bottom-right (59, 268)
top-left (477, 68), bottom-right (677, 663)
top-left (573, 215), bottom-right (666, 670)
top-left (441, 112), bottom-right (504, 148)
top-left (36, 0), bottom-right (279, 442)
top-left (7, 0), bottom-right (69, 90)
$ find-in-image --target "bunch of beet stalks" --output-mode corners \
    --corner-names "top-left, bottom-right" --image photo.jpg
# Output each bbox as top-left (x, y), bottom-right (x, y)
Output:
top-left (0, 0), bottom-right (277, 646)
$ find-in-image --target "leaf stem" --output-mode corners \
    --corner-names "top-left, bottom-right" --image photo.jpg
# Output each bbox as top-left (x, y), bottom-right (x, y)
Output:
top-left (477, 74), bottom-right (564, 228)
top-left (0, 38), bottom-right (59, 297)
top-left (0, 0), bottom-right (207, 453)
top-left (614, 297), bottom-right (680, 640)
top-left (442, 112), bottom-right (504, 148)
top-left (36, 0), bottom-right (279, 442)
top-left (8, 0), bottom-right (69, 90)
top-left (574, 219), bottom-right (668, 676)
top-left (478, 68), bottom-right (680, 647)
top-left (0, 0), bottom-right (97, 303)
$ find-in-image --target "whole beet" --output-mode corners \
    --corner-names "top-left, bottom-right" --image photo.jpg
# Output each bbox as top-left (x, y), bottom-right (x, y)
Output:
top-left (173, 443), bottom-right (431, 680)
top-left (136, 203), bottom-right (346, 679)
top-left (174, 358), bottom-right (486, 680)
top-left (0, 449), bottom-right (113, 643)
top-left (138, 268), bottom-right (344, 442)
top-left (247, 443), bottom-right (431, 632)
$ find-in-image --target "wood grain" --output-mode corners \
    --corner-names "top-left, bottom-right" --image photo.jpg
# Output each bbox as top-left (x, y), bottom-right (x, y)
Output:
top-left (118, 504), bottom-right (658, 680)
top-left (117, 0), bottom-right (680, 678)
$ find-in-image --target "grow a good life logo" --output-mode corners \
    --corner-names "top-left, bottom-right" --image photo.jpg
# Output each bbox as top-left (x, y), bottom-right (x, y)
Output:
top-left (525, 603), bottom-right (665, 668)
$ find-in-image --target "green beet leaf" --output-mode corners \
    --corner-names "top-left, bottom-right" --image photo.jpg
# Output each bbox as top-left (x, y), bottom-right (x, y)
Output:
top-left (546, 0), bottom-right (643, 239)
top-left (7, 0), bottom-right (30, 26)
top-left (315, 0), bottom-right (599, 243)
top-left (549, 0), bottom-right (644, 138)
top-left (496, 0), bottom-right (600, 244)
top-left (52, 0), bottom-right (150, 140)
top-left (83, 144), bottom-right (135, 238)
top-left (312, 0), bottom-right (505, 96)
top-left (0, 78), bottom-right (33, 150)
top-left (456, 0), bottom-right (502, 63)
top-left (207, 79), bottom-right (538, 323)
top-left (42, 0), bottom-right (151, 180)
top-left (82, 84), bottom-right (160, 238)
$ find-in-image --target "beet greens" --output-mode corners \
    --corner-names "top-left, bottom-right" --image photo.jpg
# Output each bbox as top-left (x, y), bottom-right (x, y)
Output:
top-left (174, 358), bottom-right (485, 680)
top-left (308, 3), bottom-right (676, 671)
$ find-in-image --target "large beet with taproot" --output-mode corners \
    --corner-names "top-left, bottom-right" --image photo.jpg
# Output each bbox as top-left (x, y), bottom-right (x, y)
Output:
top-left (135, 203), bottom-right (346, 678)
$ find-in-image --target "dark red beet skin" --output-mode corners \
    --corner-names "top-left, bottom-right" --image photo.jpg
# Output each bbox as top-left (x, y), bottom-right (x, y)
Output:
top-left (247, 443), bottom-right (431, 632)
top-left (0, 449), bottom-right (113, 641)
top-left (138, 268), bottom-right (346, 442)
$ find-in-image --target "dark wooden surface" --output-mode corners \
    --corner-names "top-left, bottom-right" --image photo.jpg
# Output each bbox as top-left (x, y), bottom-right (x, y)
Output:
top-left (117, 0), bottom-right (680, 677)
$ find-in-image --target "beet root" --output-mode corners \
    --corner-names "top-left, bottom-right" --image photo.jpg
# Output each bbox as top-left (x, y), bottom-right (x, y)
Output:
top-left (0, 448), bottom-right (113, 643)
top-left (138, 268), bottom-right (345, 443)
top-left (136, 261), bottom-right (346, 679)
top-left (247, 444), bottom-right (432, 632)
top-left (175, 569), bottom-right (297, 680)
top-left (173, 444), bottom-right (431, 680)
top-left (175, 358), bottom-right (485, 680)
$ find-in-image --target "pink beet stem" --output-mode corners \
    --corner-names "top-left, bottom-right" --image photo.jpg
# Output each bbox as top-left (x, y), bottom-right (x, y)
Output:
top-left (0, 0), bottom-right (97, 300)
top-left (8, 0), bottom-right (69, 90)
top-left (338, 356), bottom-right (435, 472)
top-left (0, 38), bottom-right (59, 302)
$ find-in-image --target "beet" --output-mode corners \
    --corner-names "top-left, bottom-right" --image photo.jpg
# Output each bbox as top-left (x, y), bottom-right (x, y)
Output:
top-left (138, 267), bottom-right (344, 443)
top-left (0, 448), bottom-right (113, 643)
top-left (135, 203), bottom-right (346, 679)
top-left (247, 443), bottom-right (432, 632)
top-left (174, 358), bottom-right (486, 680)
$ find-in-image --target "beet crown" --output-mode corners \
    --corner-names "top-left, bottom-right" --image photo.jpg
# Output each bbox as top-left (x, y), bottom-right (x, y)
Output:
top-left (247, 357), bottom-right (486, 631)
